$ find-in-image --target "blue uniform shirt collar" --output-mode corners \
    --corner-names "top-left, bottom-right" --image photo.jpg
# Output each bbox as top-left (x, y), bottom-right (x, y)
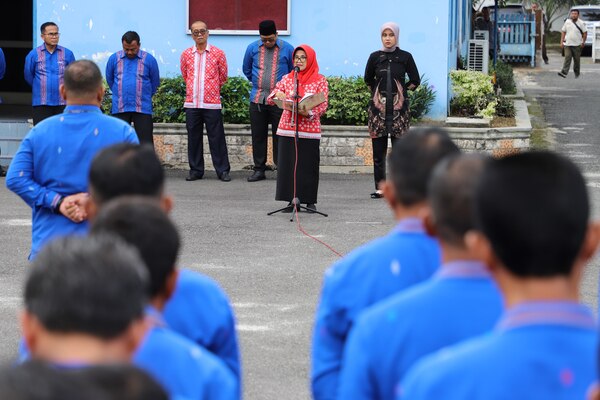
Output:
top-left (436, 260), bottom-right (491, 279)
top-left (64, 105), bottom-right (102, 114)
top-left (392, 217), bottom-right (426, 234)
top-left (40, 44), bottom-right (62, 53)
top-left (258, 39), bottom-right (281, 48)
top-left (119, 50), bottom-right (142, 60)
top-left (497, 301), bottom-right (595, 331)
top-left (145, 305), bottom-right (167, 328)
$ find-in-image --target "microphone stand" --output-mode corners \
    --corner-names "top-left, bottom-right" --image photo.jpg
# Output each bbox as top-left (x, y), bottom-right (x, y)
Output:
top-left (268, 67), bottom-right (328, 221)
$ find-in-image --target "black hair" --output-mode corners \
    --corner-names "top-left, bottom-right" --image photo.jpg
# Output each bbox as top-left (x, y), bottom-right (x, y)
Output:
top-left (40, 22), bottom-right (57, 34)
top-left (571, 9), bottom-right (580, 14)
top-left (474, 151), bottom-right (589, 277)
top-left (0, 360), bottom-right (104, 400)
top-left (70, 364), bottom-right (169, 400)
top-left (388, 127), bottom-right (461, 206)
top-left (63, 60), bottom-right (103, 97)
top-left (25, 236), bottom-right (148, 339)
top-left (90, 197), bottom-right (180, 298)
top-left (429, 154), bottom-right (490, 246)
top-left (122, 31), bottom-right (141, 44)
top-left (88, 143), bottom-right (164, 205)
top-left (0, 361), bottom-right (167, 400)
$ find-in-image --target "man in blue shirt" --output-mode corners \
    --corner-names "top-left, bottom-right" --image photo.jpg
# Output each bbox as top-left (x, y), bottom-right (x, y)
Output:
top-left (311, 128), bottom-right (460, 400)
top-left (106, 31), bottom-right (160, 146)
top-left (21, 235), bottom-right (150, 366)
top-left (24, 22), bottom-right (76, 125)
top-left (91, 198), bottom-right (237, 400)
top-left (6, 60), bottom-right (138, 260)
top-left (243, 20), bottom-right (294, 182)
top-left (338, 154), bottom-right (503, 400)
top-left (400, 151), bottom-right (600, 400)
top-left (83, 143), bottom-right (241, 381)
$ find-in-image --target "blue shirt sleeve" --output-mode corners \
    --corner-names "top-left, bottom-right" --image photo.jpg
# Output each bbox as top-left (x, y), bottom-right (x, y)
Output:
top-left (149, 55), bottom-right (160, 96)
top-left (285, 43), bottom-right (294, 73)
top-left (242, 43), bottom-right (253, 82)
top-left (6, 131), bottom-right (62, 211)
top-left (311, 268), bottom-right (350, 400)
top-left (124, 125), bottom-right (140, 144)
top-left (24, 49), bottom-right (35, 87)
top-left (337, 316), bottom-right (376, 400)
top-left (0, 48), bottom-right (5, 80)
top-left (105, 53), bottom-right (116, 90)
top-left (65, 49), bottom-right (75, 65)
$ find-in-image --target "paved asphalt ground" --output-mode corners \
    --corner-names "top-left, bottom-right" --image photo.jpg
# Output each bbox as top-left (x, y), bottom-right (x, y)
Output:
top-left (0, 169), bottom-right (394, 399)
top-left (0, 49), bottom-right (599, 400)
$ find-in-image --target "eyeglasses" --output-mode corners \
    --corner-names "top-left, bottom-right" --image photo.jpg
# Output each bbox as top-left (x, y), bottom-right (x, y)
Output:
top-left (294, 56), bottom-right (307, 62)
top-left (261, 37), bottom-right (276, 43)
top-left (192, 29), bottom-right (208, 36)
top-left (43, 32), bottom-right (60, 37)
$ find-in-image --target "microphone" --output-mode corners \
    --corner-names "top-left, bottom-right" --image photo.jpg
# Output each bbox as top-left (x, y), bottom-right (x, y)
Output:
top-left (293, 66), bottom-right (300, 72)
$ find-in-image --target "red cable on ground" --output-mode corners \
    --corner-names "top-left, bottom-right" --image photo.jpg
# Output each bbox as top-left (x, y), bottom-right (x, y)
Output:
top-left (292, 114), bottom-right (343, 258)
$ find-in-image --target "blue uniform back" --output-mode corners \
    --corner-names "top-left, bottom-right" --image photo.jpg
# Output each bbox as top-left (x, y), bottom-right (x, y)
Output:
top-left (163, 269), bottom-right (240, 381)
top-left (311, 218), bottom-right (441, 400)
top-left (400, 302), bottom-right (597, 400)
top-left (338, 261), bottom-right (503, 400)
top-left (134, 325), bottom-right (237, 400)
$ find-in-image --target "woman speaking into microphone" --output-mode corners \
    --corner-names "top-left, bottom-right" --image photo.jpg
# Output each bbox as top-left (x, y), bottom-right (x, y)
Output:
top-left (268, 45), bottom-right (329, 212)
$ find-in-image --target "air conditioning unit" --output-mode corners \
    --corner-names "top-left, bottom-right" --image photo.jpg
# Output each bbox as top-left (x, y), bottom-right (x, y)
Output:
top-left (474, 30), bottom-right (489, 42)
top-left (467, 39), bottom-right (489, 74)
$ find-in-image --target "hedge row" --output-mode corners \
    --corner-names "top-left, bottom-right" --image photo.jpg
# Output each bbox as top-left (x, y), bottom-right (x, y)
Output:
top-left (102, 75), bottom-right (436, 125)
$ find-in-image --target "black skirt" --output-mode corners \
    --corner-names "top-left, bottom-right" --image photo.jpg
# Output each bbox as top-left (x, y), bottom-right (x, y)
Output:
top-left (275, 135), bottom-right (320, 204)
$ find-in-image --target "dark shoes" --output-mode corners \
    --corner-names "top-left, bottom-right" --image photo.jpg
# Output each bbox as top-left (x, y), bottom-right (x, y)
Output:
top-left (219, 172), bottom-right (231, 182)
top-left (558, 72), bottom-right (567, 78)
top-left (370, 191), bottom-right (383, 199)
top-left (247, 170), bottom-right (266, 182)
top-left (306, 203), bottom-right (317, 213)
top-left (185, 173), bottom-right (203, 181)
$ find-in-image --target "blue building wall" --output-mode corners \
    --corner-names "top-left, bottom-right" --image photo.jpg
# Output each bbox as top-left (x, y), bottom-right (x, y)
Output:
top-left (34, 0), bottom-right (463, 119)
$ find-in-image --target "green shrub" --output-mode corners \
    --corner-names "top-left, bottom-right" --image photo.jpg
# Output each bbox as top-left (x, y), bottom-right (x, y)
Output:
top-left (492, 60), bottom-right (516, 95)
top-left (495, 96), bottom-right (516, 118)
top-left (450, 70), bottom-right (495, 118)
top-left (105, 75), bottom-right (436, 125)
top-left (221, 77), bottom-right (252, 124)
top-left (409, 77), bottom-right (436, 121)
top-left (101, 79), bottom-right (112, 114)
top-left (323, 76), bottom-right (371, 125)
top-left (153, 76), bottom-right (186, 123)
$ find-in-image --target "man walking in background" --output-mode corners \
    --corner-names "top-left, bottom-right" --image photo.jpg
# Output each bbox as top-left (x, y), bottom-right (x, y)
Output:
top-left (24, 22), bottom-right (75, 125)
top-left (559, 9), bottom-right (587, 78)
top-left (243, 20), bottom-right (294, 182)
top-left (106, 31), bottom-right (160, 146)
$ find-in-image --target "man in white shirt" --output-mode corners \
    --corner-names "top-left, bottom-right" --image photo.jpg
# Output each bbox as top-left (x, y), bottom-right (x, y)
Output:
top-left (559, 9), bottom-right (587, 78)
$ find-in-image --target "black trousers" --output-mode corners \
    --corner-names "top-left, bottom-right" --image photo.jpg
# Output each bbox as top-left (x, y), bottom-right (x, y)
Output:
top-left (113, 112), bottom-right (154, 146)
top-left (372, 135), bottom-right (398, 190)
top-left (32, 105), bottom-right (65, 125)
top-left (185, 108), bottom-right (230, 178)
top-left (249, 102), bottom-right (281, 171)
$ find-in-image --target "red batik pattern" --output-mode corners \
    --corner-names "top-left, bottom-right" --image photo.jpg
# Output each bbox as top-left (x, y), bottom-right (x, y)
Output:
top-left (180, 45), bottom-right (228, 109)
top-left (268, 73), bottom-right (329, 140)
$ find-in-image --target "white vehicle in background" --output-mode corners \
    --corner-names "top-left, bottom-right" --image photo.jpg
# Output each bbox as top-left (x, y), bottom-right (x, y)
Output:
top-left (570, 6), bottom-right (600, 53)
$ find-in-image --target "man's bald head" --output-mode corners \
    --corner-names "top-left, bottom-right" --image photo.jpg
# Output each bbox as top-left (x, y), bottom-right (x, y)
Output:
top-left (62, 60), bottom-right (103, 101)
top-left (429, 154), bottom-right (490, 247)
